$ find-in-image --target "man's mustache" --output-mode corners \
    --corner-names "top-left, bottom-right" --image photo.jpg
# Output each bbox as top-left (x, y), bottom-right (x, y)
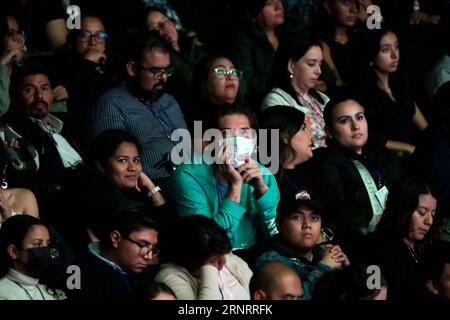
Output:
top-left (31, 100), bottom-right (48, 108)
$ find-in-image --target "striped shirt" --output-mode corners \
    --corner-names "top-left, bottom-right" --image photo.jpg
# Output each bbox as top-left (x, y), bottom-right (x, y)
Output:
top-left (90, 83), bottom-right (187, 180)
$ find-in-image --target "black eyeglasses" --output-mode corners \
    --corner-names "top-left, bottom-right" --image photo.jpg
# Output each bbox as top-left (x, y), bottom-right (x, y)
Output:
top-left (138, 65), bottom-right (173, 80)
top-left (5, 30), bottom-right (25, 42)
top-left (213, 68), bottom-right (243, 80)
top-left (122, 235), bottom-right (160, 257)
top-left (78, 30), bottom-right (108, 43)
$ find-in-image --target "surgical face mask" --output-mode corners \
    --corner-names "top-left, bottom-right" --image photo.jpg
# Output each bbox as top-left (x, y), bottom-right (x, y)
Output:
top-left (24, 247), bottom-right (57, 278)
top-left (219, 137), bottom-right (255, 168)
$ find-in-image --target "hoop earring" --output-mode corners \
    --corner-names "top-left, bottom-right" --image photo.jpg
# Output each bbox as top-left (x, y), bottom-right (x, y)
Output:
top-left (1, 164), bottom-right (7, 189)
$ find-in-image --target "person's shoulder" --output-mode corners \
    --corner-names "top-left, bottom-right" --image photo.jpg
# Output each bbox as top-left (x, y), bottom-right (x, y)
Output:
top-left (175, 162), bottom-right (211, 176)
top-left (97, 83), bottom-right (131, 102)
top-left (156, 263), bottom-right (190, 280)
top-left (8, 187), bottom-right (36, 204)
top-left (158, 92), bottom-right (180, 105)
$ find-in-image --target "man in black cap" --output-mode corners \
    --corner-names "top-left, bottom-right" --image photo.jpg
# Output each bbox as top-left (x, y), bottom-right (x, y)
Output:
top-left (254, 185), bottom-right (350, 300)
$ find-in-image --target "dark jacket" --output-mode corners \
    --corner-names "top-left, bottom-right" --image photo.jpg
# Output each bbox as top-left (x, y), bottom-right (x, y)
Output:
top-left (68, 251), bottom-right (156, 300)
top-left (310, 140), bottom-right (404, 256)
top-left (363, 230), bottom-right (428, 300)
top-left (1, 110), bottom-right (84, 224)
top-left (410, 127), bottom-right (450, 218)
top-left (1, 110), bottom-right (83, 188)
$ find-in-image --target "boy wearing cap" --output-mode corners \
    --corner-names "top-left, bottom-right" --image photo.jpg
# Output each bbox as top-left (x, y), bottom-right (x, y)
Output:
top-left (254, 186), bottom-right (350, 300)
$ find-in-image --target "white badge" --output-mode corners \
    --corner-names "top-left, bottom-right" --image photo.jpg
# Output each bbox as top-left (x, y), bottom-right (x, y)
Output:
top-left (375, 186), bottom-right (389, 211)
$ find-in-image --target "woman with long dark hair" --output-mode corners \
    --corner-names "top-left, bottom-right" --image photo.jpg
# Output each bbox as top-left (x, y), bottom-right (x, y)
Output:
top-left (354, 26), bottom-right (428, 155)
top-left (364, 176), bottom-right (440, 300)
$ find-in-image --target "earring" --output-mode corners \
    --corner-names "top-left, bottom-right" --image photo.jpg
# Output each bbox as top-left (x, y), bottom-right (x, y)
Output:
top-left (1, 164), bottom-right (7, 189)
top-left (369, 61), bottom-right (374, 67)
top-left (289, 73), bottom-right (293, 79)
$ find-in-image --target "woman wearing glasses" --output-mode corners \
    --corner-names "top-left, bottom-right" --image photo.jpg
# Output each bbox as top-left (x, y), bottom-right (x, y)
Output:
top-left (52, 15), bottom-right (116, 116)
top-left (0, 15), bottom-right (26, 115)
top-left (155, 215), bottom-right (253, 300)
top-left (261, 33), bottom-right (330, 149)
top-left (187, 55), bottom-right (243, 133)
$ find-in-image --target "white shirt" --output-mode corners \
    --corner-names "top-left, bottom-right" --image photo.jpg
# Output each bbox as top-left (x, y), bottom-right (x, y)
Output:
top-left (0, 268), bottom-right (65, 300)
top-left (29, 114), bottom-right (83, 168)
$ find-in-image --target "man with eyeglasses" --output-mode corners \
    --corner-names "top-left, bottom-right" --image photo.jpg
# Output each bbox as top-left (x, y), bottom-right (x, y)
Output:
top-left (71, 206), bottom-right (161, 299)
top-left (90, 30), bottom-right (187, 191)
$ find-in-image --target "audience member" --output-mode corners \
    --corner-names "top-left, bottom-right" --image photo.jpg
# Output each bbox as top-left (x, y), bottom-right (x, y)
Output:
top-left (311, 97), bottom-right (404, 255)
top-left (0, 215), bottom-right (66, 300)
top-left (71, 205), bottom-right (160, 299)
top-left (261, 33), bottom-right (329, 149)
top-left (90, 30), bottom-right (187, 191)
top-left (363, 176), bottom-right (440, 300)
top-left (155, 215), bottom-right (253, 300)
top-left (169, 104), bottom-right (279, 260)
top-left (255, 186), bottom-right (349, 299)
top-left (250, 261), bottom-right (303, 300)
top-left (313, 263), bottom-right (388, 300)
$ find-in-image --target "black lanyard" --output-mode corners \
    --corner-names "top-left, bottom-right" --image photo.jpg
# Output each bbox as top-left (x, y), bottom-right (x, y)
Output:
top-left (11, 280), bottom-right (46, 300)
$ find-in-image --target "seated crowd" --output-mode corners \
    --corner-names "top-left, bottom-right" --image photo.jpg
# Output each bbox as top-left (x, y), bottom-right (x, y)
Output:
top-left (0, 0), bottom-right (449, 301)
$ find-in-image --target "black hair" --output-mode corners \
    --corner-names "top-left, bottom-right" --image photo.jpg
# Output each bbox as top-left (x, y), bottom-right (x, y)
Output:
top-left (376, 176), bottom-right (440, 245)
top-left (244, 0), bottom-right (269, 17)
top-left (271, 32), bottom-right (324, 102)
top-left (431, 81), bottom-right (450, 130)
top-left (193, 55), bottom-right (240, 105)
top-left (313, 0), bottom-right (359, 41)
top-left (215, 102), bottom-right (258, 130)
top-left (259, 106), bottom-right (306, 174)
top-left (353, 25), bottom-right (415, 117)
top-left (9, 61), bottom-right (54, 100)
top-left (313, 263), bottom-right (388, 300)
top-left (159, 215), bottom-right (231, 272)
top-left (121, 29), bottom-right (171, 68)
top-left (89, 129), bottom-right (141, 168)
top-left (0, 215), bottom-right (47, 277)
top-left (0, 14), bottom-right (9, 53)
top-left (142, 6), bottom-right (169, 30)
top-left (139, 281), bottom-right (176, 300)
top-left (323, 93), bottom-right (360, 128)
top-left (99, 202), bottom-right (160, 248)
top-left (423, 241), bottom-right (450, 283)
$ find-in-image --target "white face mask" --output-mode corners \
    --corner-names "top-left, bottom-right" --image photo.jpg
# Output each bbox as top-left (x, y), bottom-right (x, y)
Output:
top-left (219, 136), bottom-right (255, 168)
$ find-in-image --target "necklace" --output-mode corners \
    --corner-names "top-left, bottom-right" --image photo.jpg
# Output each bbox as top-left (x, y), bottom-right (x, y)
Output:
top-left (11, 280), bottom-right (46, 300)
top-left (406, 245), bottom-right (419, 264)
